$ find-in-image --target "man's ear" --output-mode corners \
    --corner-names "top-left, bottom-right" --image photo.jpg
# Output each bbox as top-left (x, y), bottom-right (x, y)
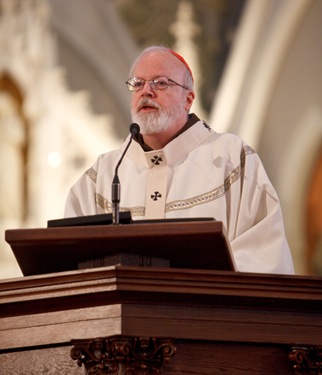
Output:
top-left (185, 90), bottom-right (195, 111)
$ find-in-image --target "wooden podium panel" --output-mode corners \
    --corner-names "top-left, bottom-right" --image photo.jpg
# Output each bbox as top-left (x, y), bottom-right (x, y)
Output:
top-left (5, 221), bottom-right (235, 276)
top-left (1, 266), bottom-right (322, 374)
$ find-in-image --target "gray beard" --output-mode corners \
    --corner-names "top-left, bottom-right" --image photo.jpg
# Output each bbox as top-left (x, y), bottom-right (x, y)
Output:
top-left (132, 105), bottom-right (186, 135)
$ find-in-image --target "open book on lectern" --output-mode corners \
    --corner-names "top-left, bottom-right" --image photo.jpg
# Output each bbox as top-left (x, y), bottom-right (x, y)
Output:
top-left (47, 211), bottom-right (215, 227)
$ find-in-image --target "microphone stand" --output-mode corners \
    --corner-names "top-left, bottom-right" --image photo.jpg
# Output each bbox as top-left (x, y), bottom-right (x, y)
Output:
top-left (111, 174), bottom-right (121, 225)
top-left (112, 123), bottom-right (140, 225)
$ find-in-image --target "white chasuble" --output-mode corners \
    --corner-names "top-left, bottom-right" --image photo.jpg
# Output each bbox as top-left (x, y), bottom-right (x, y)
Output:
top-left (65, 119), bottom-right (294, 275)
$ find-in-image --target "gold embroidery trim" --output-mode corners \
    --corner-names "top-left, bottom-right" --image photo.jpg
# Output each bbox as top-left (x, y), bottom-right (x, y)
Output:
top-left (96, 193), bottom-right (145, 216)
top-left (96, 193), bottom-right (112, 212)
top-left (126, 206), bottom-right (146, 217)
top-left (85, 167), bottom-right (97, 183)
top-left (95, 145), bottom-right (254, 216)
top-left (166, 145), bottom-right (254, 212)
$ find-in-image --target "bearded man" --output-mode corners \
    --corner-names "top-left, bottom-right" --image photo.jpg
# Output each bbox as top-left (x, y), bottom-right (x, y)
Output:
top-left (64, 46), bottom-right (294, 274)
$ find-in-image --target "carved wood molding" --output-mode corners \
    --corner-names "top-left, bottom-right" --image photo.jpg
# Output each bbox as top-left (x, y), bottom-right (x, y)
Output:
top-left (289, 346), bottom-right (322, 374)
top-left (70, 335), bottom-right (176, 375)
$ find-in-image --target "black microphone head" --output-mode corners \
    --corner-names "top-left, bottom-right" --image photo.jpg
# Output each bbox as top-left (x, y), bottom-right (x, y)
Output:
top-left (130, 123), bottom-right (140, 136)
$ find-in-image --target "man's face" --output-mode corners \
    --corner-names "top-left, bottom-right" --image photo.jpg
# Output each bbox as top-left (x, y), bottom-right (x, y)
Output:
top-left (130, 52), bottom-right (193, 135)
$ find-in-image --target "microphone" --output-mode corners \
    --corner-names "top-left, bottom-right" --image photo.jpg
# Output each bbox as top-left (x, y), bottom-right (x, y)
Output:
top-left (112, 123), bottom-right (140, 224)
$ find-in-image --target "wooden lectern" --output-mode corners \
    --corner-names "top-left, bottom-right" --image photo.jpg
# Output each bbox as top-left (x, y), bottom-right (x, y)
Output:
top-left (4, 220), bottom-right (235, 276)
top-left (1, 221), bottom-right (322, 374)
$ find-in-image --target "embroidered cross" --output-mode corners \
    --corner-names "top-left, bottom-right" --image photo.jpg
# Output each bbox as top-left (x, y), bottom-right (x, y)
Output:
top-left (151, 191), bottom-right (162, 201)
top-left (151, 155), bottom-right (163, 165)
top-left (203, 121), bottom-right (211, 131)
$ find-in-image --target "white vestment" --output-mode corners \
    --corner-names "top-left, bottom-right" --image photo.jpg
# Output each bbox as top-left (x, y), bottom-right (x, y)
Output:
top-left (65, 119), bottom-right (294, 274)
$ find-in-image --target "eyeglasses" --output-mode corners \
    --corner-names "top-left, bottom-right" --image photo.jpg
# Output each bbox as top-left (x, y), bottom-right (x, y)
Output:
top-left (126, 76), bottom-right (190, 92)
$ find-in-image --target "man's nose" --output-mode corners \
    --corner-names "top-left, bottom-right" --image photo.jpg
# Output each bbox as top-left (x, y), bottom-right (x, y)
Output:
top-left (141, 81), bottom-right (154, 96)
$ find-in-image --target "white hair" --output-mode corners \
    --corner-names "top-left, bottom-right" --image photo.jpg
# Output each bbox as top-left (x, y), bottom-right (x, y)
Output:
top-left (129, 45), bottom-right (194, 90)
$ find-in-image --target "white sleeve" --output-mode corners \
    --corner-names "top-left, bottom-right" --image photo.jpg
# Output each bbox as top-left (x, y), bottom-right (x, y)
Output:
top-left (64, 169), bottom-right (98, 218)
top-left (230, 151), bottom-right (294, 275)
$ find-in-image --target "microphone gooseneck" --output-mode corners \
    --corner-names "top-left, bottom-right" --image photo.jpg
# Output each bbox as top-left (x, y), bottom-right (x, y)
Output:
top-left (112, 123), bottom-right (140, 225)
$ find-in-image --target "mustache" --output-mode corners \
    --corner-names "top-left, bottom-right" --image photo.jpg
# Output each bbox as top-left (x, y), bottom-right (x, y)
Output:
top-left (137, 98), bottom-right (161, 111)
